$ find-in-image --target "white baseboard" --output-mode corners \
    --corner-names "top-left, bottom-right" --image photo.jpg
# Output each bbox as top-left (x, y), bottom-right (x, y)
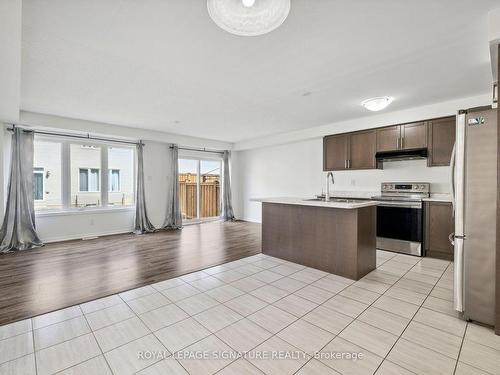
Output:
top-left (40, 227), bottom-right (134, 243)
top-left (242, 217), bottom-right (262, 224)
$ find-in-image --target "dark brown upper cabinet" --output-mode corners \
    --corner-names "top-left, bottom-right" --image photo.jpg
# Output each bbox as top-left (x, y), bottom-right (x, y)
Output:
top-left (402, 122), bottom-right (427, 149)
top-left (427, 116), bottom-right (456, 167)
top-left (324, 116), bottom-right (453, 171)
top-left (349, 130), bottom-right (377, 169)
top-left (376, 125), bottom-right (400, 152)
top-left (323, 134), bottom-right (349, 170)
top-left (323, 130), bottom-right (376, 171)
top-left (376, 122), bottom-right (427, 152)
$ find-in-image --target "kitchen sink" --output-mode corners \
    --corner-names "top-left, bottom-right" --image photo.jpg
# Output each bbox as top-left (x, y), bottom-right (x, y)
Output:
top-left (303, 198), bottom-right (365, 203)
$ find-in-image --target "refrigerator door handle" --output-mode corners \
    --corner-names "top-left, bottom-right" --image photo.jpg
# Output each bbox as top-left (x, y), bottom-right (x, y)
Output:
top-left (449, 143), bottom-right (456, 216)
top-left (448, 232), bottom-right (455, 246)
top-left (454, 237), bottom-right (464, 312)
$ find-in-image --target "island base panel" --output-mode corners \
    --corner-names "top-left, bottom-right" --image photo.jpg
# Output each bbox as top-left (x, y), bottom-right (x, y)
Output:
top-left (262, 203), bottom-right (376, 280)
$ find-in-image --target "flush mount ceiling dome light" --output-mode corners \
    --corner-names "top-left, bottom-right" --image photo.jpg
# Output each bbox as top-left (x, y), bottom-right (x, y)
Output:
top-left (361, 96), bottom-right (394, 112)
top-left (207, 0), bottom-right (291, 37)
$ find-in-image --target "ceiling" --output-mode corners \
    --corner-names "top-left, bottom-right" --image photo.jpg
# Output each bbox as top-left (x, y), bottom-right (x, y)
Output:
top-left (21, 0), bottom-right (498, 143)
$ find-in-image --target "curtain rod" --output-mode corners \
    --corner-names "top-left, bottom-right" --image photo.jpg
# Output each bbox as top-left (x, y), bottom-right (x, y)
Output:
top-left (6, 125), bottom-right (142, 146)
top-left (171, 145), bottom-right (225, 155)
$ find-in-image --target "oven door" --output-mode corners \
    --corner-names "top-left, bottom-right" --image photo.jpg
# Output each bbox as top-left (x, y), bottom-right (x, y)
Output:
top-left (376, 201), bottom-right (423, 256)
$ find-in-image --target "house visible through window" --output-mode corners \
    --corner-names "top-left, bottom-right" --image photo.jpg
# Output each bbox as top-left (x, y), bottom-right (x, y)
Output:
top-left (33, 168), bottom-right (44, 201)
top-left (79, 168), bottom-right (100, 192)
top-left (109, 169), bottom-right (120, 192)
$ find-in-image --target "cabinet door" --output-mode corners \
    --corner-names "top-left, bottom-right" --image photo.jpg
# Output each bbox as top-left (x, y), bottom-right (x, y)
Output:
top-left (349, 130), bottom-right (376, 169)
top-left (424, 202), bottom-right (454, 260)
top-left (402, 122), bottom-right (427, 150)
top-left (427, 116), bottom-right (456, 166)
top-left (376, 126), bottom-right (400, 152)
top-left (323, 134), bottom-right (348, 171)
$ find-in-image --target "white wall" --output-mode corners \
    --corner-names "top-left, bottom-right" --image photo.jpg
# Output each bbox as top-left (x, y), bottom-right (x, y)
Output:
top-left (0, 0), bottom-right (22, 123)
top-left (1, 113), bottom-right (232, 242)
top-left (233, 94), bottom-right (492, 223)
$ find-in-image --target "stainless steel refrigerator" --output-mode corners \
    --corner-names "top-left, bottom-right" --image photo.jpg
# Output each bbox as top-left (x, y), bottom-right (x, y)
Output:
top-left (450, 107), bottom-right (497, 325)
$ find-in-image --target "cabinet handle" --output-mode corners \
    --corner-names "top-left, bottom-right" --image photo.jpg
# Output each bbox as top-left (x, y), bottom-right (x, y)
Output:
top-left (348, 159), bottom-right (351, 168)
top-left (397, 137), bottom-right (400, 149)
top-left (344, 160), bottom-right (347, 169)
top-left (401, 137), bottom-right (404, 149)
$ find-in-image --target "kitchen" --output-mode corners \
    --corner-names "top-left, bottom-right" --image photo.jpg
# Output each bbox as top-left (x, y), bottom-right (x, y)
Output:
top-left (254, 106), bottom-right (498, 326)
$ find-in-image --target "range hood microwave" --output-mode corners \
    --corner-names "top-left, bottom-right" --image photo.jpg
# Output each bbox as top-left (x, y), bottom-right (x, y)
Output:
top-left (375, 148), bottom-right (428, 162)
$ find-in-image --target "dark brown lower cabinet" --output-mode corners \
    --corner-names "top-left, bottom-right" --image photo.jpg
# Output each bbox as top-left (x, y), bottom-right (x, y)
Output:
top-left (424, 201), bottom-right (454, 260)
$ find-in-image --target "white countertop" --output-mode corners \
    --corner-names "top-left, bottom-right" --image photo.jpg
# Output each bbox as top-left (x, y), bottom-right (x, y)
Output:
top-left (250, 197), bottom-right (379, 209)
top-left (422, 194), bottom-right (452, 203)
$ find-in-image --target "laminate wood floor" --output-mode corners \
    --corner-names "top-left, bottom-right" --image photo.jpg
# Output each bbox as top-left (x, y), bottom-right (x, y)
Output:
top-left (0, 221), bottom-right (261, 325)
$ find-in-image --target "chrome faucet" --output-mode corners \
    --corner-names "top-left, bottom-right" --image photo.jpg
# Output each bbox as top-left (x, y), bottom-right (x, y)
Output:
top-left (325, 172), bottom-right (334, 201)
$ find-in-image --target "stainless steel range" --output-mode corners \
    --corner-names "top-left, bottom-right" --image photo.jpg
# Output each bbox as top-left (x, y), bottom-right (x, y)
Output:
top-left (372, 182), bottom-right (430, 256)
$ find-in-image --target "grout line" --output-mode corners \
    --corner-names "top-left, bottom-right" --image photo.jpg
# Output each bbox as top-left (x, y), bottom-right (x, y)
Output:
top-left (452, 322), bottom-right (469, 375)
top-left (31, 320), bottom-right (38, 375)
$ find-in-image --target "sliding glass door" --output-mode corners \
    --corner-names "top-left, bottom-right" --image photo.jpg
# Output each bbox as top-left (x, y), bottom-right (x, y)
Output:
top-left (200, 160), bottom-right (221, 219)
top-left (178, 156), bottom-right (222, 222)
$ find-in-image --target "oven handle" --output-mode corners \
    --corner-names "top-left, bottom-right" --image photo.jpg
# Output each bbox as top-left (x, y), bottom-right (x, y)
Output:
top-left (377, 201), bottom-right (422, 209)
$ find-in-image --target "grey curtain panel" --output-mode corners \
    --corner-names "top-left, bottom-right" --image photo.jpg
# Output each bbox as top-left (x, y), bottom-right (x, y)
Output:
top-left (134, 142), bottom-right (156, 234)
top-left (164, 144), bottom-right (182, 229)
top-left (0, 128), bottom-right (43, 253)
top-left (221, 150), bottom-right (235, 221)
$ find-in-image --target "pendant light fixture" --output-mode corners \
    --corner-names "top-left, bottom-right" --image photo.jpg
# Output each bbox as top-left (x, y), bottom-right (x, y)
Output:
top-left (207, 0), bottom-right (291, 37)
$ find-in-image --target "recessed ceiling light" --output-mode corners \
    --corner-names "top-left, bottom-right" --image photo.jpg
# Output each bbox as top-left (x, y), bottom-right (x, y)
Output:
top-left (361, 96), bottom-right (394, 112)
top-left (207, 0), bottom-right (291, 37)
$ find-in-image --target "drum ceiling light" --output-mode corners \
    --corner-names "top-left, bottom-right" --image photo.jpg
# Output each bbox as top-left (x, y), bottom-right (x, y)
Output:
top-left (207, 0), bottom-right (291, 37)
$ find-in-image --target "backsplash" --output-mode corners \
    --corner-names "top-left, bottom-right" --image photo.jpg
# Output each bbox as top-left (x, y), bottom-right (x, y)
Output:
top-left (328, 159), bottom-right (450, 195)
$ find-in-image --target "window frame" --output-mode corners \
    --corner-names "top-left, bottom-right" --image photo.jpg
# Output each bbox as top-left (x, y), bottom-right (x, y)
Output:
top-left (33, 135), bottom-right (136, 214)
top-left (33, 167), bottom-right (45, 201)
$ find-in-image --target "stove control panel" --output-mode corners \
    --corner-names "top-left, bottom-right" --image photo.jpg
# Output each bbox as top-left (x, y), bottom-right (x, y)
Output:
top-left (381, 182), bottom-right (430, 194)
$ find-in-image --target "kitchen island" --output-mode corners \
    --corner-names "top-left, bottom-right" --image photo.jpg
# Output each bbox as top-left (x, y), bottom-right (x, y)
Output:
top-left (253, 197), bottom-right (378, 280)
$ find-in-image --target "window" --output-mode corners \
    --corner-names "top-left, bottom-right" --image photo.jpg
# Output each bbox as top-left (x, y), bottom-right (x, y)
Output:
top-left (71, 144), bottom-right (101, 207)
top-left (108, 147), bottom-right (134, 206)
top-left (33, 168), bottom-right (44, 201)
top-left (109, 170), bottom-right (120, 192)
top-left (33, 140), bottom-right (62, 210)
top-left (33, 137), bottom-right (135, 211)
top-left (178, 155), bottom-right (222, 222)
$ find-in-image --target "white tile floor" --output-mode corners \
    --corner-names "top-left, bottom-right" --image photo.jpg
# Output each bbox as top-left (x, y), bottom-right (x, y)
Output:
top-left (1, 251), bottom-right (500, 375)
